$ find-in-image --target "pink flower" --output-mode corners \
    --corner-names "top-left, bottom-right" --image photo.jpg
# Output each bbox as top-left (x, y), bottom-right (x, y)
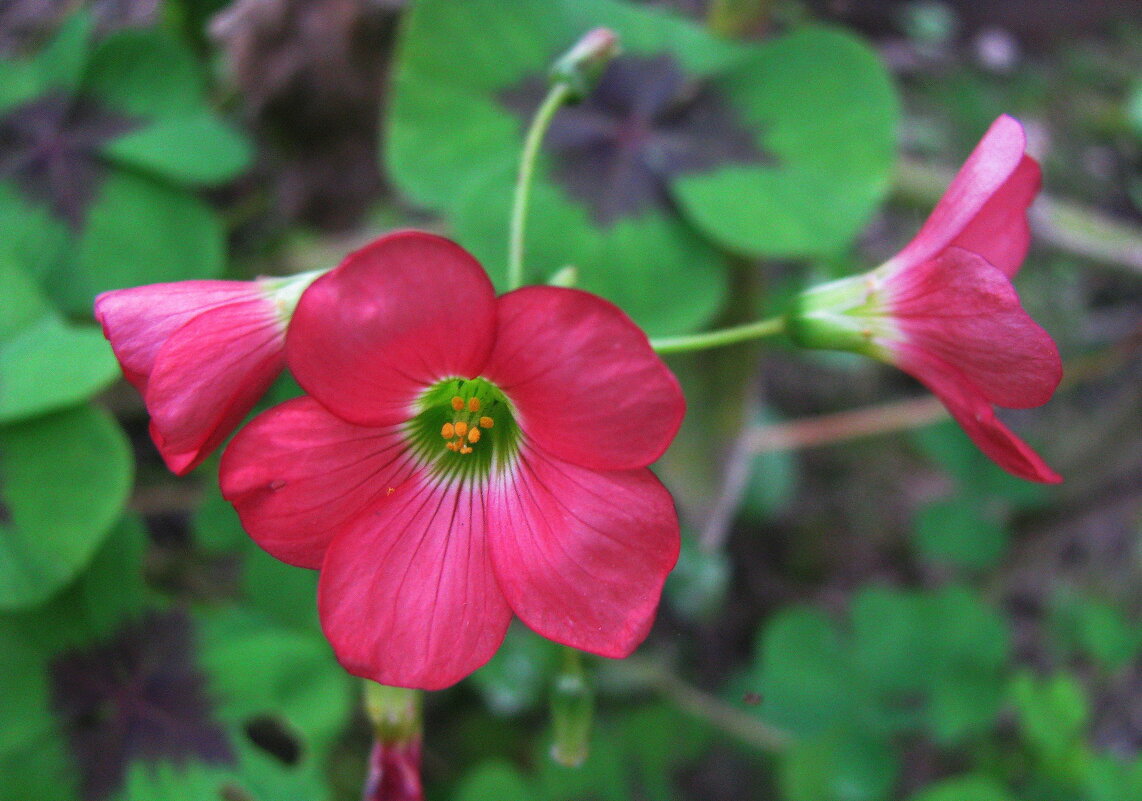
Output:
top-left (220, 231), bottom-right (684, 689)
top-left (95, 272), bottom-right (320, 475)
top-left (788, 115), bottom-right (1062, 483)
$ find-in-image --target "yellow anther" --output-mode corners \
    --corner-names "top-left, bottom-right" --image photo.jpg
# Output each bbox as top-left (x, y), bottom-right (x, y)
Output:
top-left (441, 422), bottom-right (455, 439)
top-left (468, 397), bottom-right (481, 412)
top-left (479, 416), bottom-right (494, 429)
top-left (454, 421), bottom-right (469, 437)
top-left (467, 427), bottom-right (481, 444)
top-left (460, 445), bottom-right (473, 455)
top-left (451, 396), bottom-right (465, 411)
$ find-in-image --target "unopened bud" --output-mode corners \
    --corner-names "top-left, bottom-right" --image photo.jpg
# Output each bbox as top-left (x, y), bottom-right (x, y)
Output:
top-left (363, 682), bottom-right (423, 801)
top-left (550, 28), bottom-right (620, 101)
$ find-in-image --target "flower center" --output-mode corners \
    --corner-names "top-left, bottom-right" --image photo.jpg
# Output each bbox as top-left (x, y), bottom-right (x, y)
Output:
top-left (408, 377), bottom-right (522, 483)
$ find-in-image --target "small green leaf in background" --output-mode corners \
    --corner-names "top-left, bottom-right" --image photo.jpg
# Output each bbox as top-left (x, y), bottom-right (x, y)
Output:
top-left (0, 261), bottom-right (121, 424)
top-left (0, 405), bottom-right (132, 609)
top-left (909, 775), bottom-right (1012, 801)
top-left (780, 730), bottom-right (898, 801)
top-left (1048, 590), bottom-right (1141, 671)
top-left (456, 761), bottom-right (534, 801)
top-left (1011, 671), bottom-right (1089, 768)
top-left (913, 497), bottom-right (1009, 572)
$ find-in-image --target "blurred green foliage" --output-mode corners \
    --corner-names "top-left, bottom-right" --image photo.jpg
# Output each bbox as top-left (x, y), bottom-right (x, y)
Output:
top-left (0, 1), bottom-right (1138, 800)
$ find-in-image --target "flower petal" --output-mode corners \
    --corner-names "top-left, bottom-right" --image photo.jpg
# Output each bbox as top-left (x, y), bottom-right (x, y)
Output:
top-left (318, 475), bottom-right (512, 690)
top-left (486, 448), bottom-right (680, 658)
top-left (145, 300), bottom-right (285, 474)
top-left (481, 287), bottom-right (685, 471)
top-left (887, 248), bottom-right (1061, 409)
top-left (220, 397), bottom-right (419, 569)
top-left (893, 115), bottom-right (1038, 277)
top-left (896, 346), bottom-right (1061, 483)
top-left (94, 281), bottom-right (270, 392)
top-left (287, 231), bottom-right (497, 427)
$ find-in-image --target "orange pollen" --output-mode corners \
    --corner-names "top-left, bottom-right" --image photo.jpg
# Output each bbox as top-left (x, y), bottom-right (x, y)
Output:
top-left (454, 421), bottom-right (469, 437)
top-left (479, 416), bottom-right (494, 429)
top-left (459, 445), bottom-right (473, 454)
top-left (450, 396), bottom-right (465, 411)
top-left (446, 441), bottom-right (460, 452)
top-left (467, 428), bottom-right (481, 444)
top-left (467, 397), bottom-right (481, 412)
top-left (441, 422), bottom-right (455, 439)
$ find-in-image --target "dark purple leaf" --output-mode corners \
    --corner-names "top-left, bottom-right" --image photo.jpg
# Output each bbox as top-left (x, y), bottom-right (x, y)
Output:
top-left (501, 54), bottom-right (773, 227)
top-left (49, 609), bottom-right (235, 801)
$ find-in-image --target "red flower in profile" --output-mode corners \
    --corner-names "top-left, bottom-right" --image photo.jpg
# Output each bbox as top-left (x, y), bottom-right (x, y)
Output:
top-left (95, 273), bottom-right (320, 474)
top-left (788, 115), bottom-right (1062, 483)
top-left (220, 231), bottom-right (684, 689)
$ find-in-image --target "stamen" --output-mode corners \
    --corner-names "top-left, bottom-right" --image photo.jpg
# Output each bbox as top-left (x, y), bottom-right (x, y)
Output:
top-left (441, 423), bottom-right (455, 439)
top-left (451, 396), bottom-right (465, 411)
top-left (479, 416), bottom-right (494, 429)
top-left (454, 421), bottom-right (469, 437)
top-left (468, 397), bottom-right (481, 412)
top-left (467, 428), bottom-right (481, 444)
top-left (460, 445), bottom-right (473, 455)
top-left (446, 441), bottom-right (460, 452)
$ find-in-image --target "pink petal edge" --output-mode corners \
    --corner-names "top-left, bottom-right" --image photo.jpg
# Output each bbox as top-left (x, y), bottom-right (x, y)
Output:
top-left (220, 397), bottom-right (420, 569)
top-left (896, 345), bottom-right (1062, 483)
top-left (486, 447), bottom-right (680, 658)
top-left (288, 231), bottom-right (498, 428)
top-left (893, 115), bottom-right (1038, 278)
top-left (318, 474), bottom-right (513, 690)
top-left (482, 286), bottom-right (685, 471)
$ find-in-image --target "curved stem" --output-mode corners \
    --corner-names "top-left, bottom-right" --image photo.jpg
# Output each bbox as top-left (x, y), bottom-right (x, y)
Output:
top-left (508, 82), bottom-right (573, 291)
top-left (650, 315), bottom-right (786, 354)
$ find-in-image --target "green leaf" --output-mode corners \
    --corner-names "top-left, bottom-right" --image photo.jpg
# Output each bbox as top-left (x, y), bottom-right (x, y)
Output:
top-left (909, 775), bottom-right (1012, 801)
top-left (913, 498), bottom-right (1008, 571)
top-left (1011, 671), bottom-right (1089, 763)
top-left (0, 405), bottom-right (133, 609)
top-left (672, 27), bottom-right (899, 257)
top-left (81, 28), bottom-right (205, 118)
top-left (751, 607), bottom-right (856, 736)
top-left (0, 185), bottom-right (72, 292)
top-left (0, 311), bottom-right (120, 424)
top-left (196, 607), bottom-right (353, 758)
top-left (456, 762), bottom-right (534, 801)
top-left (30, 11), bottom-right (95, 95)
top-left (1049, 591), bottom-right (1141, 671)
top-left (102, 113), bottom-right (253, 185)
top-left (780, 730), bottom-right (898, 801)
top-left (664, 531), bottom-right (730, 621)
top-left (55, 171), bottom-right (225, 314)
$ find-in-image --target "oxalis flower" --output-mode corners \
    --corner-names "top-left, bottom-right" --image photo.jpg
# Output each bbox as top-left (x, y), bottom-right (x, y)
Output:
top-left (220, 231), bottom-right (684, 689)
top-left (95, 272), bottom-right (321, 474)
top-left (787, 115), bottom-right (1062, 483)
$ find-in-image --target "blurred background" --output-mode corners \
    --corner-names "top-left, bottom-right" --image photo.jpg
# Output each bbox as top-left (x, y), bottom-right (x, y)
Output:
top-left (1, 1), bottom-right (1140, 799)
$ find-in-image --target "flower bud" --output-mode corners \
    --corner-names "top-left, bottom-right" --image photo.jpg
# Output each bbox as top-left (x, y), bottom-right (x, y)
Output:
top-left (550, 28), bottom-right (620, 101)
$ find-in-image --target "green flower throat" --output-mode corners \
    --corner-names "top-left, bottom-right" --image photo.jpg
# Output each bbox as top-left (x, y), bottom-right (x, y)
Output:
top-left (408, 377), bottom-right (522, 482)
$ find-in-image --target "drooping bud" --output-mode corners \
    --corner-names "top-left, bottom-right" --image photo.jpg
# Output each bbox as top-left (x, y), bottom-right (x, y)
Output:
top-left (363, 682), bottom-right (423, 801)
top-left (549, 647), bottom-right (593, 768)
top-left (550, 28), bottom-right (620, 102)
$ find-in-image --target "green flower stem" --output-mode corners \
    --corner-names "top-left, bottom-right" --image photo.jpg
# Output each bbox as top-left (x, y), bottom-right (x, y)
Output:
top-left (363, 680), bottom-right (421, 743)
top-left (550, 645), bottom-right (593, 768)
top-left (650, 315), bottom-right (786, 354)
top-left (507, 81), bottom-right (574, 291)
